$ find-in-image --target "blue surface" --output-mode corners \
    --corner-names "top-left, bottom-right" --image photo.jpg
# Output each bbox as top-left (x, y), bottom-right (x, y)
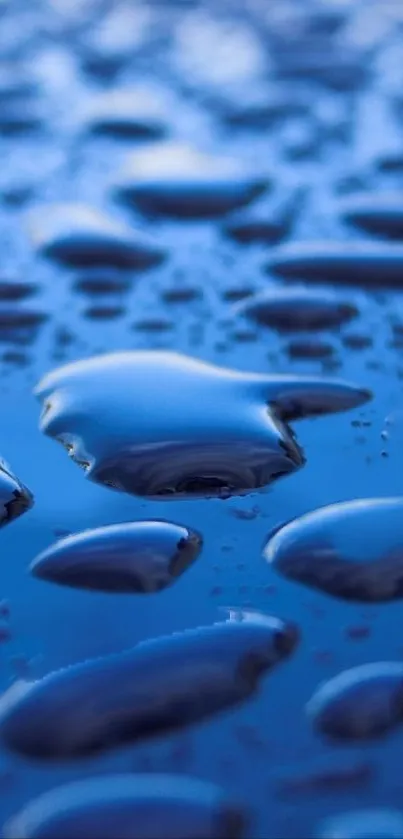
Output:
top-left (1, 0), bottom-right (403, 836)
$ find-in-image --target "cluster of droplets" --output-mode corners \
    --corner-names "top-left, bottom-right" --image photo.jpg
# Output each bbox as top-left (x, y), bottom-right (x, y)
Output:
top-left (3, 0), bottom-right (403, 836)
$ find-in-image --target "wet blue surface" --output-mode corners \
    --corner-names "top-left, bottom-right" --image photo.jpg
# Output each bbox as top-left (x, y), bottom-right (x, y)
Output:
top-left (2, 0), bottom-right (403, 836)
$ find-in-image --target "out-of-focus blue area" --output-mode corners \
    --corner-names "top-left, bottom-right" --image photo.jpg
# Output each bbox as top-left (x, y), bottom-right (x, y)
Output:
top-left (1, 0), bottom-right (403, 835)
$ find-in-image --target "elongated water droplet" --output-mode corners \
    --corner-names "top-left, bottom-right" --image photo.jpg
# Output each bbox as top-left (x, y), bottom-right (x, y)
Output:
top-left (114, 143), bottom-right (268, 219)
top-left (0, 611), bottom-right (298, 759)
top-left (264, 498), bottom-right (403, 602)
top-left (28, 203), bottom-right (165, 270)
top-left (4, 774), bottom-right (247, 839)
top-left (30, 520), bottom-right (203, 593)
top-left (268, 241), bottom-right (403, 287)
top-left (307, 662), bottom-right (403, 741)
top-left (234, 288), bottom-right (357, 332)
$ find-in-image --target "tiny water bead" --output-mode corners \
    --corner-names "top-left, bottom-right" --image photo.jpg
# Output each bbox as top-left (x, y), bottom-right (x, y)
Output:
top-left (4, 775), bottom-right (247, 839)
top-left (28, 203), bottom-right (165, 269)
top-left (0, 610), bottom-right (298, 759)
top-left (30, 520), bottom-right (203, 593)
top-left (0, 458), bottom-right (33, 527)
top-left (264, 498), bottom-right (403, 602)
top-left (35, 351), bottom-right (370, 499)
top-left (268, 241), bottom-right (403, 287)
top-left (233, 288), bottom-right (358, 332)
top-left (114, 142), bottom-right (269, 218)
top-left (307, 662), bottom-right (403, 742)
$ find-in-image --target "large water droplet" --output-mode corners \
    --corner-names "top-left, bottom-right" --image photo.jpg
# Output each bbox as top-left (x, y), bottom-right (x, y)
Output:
top-left (30, 520), bottom-right (203, 593)
top-left (339, 191), bottom-right (403, 239)
top-left (84, 86), bottom-right (169, 140)
top-left (264, 498), bottom-right (403, 602)
top-left (234, 288), bottom-right (357, 332)
top-left (114, 143), bottom-right (268, 219)
top-left (34, 352), bottom-right (369, 499)
top-left (28, 204), bottom-right (165, 269)
top-left (268, 241), bottom-right (403, 287)
top-left (0, 610), bottom-right (298, 759)
top-left (307, 662), bottom-right (403, 741)
top-left (4, 774), bottom-right (247, 839)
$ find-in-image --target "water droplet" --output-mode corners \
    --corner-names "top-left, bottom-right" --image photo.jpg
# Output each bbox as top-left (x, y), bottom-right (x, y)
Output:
top-left (234, 288), bottom-right (357, 331)
top-left (275, 755), bottom-right (374, 799)
top-left (377, 153), bottom-right (403, 173)
top-left (132, 318), bottom-right (174, 333)
top-left (114, 142), bottom-right (268, 218)
top-left (264, 498), bottom-right (403, 602)
top-left (28, 204), bottom-right (165, 269)
top-left (73, 271), bottom-right (131, 295)
top-left (83, 305), bottom-right (124, 321)
top-left (0, 310), bottom-right (47, 329)
top-left (84, 86), bottom-right (169, 140)
top-left (317, 809), bottom-right (403, 839)
top-left (0, 458), bottom-right (33, 528)
top-left (2, 350), bottom-right (29, 366)
top-left (30, 520), bottom-right (203, 593)
top-left (0, 100), bottom-right (43, 134)
top-left (0, 281), bottom-right (36, 301)
top-left (34, 352), bottom-right (369, 498)
top-left (0, 611), bottom-right (298, 759)
top-left (224, 205), bottom-right (290, 245)
top-left (5, 774), bottom-right (247, 839)
top-left (286, 340), bottom-right (334, 360)
top-left (339, 191), bottom-right (403, 239)
top-left (307, 662), bottom-right (403, 741)
top-left (269, 241), bottom-right (403, 287)
top-left (162, 286), bottom-right (201, 304)
top-left (345, 624), bottom-right (371, 641)
top-left (342, 333), bottom-right (373, 351)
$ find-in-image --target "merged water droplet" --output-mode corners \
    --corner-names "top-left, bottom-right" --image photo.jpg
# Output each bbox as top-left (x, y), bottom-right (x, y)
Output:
top-left (4, 774), bottom-right (247, 839)
top-left (268, 241), bottom-right (403, 287)
top-left (30, 520), bottom-right (203, 593)
top-left (28, 204), bottom-right (165, 269)
top-left (0, 458), bottom-right (33, 527)
top-left (234, 288), bottom-right (357, 332)
top-left (264, 498), bottom-right (403, 603)
top-left (339, 191), bottom-right (403, 239)
top-left (307, 662), bottom-right (403, 742)
top-left (0, 610), bottom-right (298, 759)
top-left (34, 351), bottom-right (370, 499)
top-left (317, 808), bottom-right (403, 839)
top-left (114, 142), bottom-right (268, 218)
